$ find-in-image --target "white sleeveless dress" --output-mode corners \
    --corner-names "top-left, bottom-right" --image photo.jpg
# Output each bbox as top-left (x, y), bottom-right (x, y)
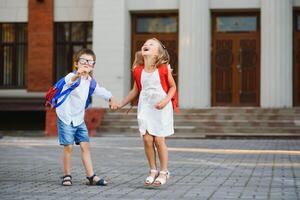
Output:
top-left (137, 69), bottom-right (174, 137)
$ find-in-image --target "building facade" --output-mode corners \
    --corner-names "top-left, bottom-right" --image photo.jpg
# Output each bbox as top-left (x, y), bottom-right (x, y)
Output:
top-left (0, 0), bottom-right (299, 112)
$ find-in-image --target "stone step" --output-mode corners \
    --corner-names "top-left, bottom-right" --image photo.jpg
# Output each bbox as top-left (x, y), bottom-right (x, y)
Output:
top-left (98, 108), bottom-right (300, 137)
top-left (98, 125), bottom-right (300, 133)
top-left (112, 108), bottom-right (300, 114)
top-left (100, 119), bottom-right (299, 127)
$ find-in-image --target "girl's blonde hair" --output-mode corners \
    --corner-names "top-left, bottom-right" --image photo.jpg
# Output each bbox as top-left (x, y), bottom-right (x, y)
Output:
top-left (149, 38), bottom-right (170, 68)
top-left (132, 38), bottom-right (170, 69)
top-left (132, 50), bottom-right (144, 69)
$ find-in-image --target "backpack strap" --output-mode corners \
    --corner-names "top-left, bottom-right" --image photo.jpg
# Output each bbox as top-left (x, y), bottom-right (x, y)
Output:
top-left (158, 64), bottom-right (179, 113)
top-left (132, 65), bottom-right (143, 92)
top-left (85, 78), bottom-right (97, 109)
top-left (53, 78), bottom-right (81, 108)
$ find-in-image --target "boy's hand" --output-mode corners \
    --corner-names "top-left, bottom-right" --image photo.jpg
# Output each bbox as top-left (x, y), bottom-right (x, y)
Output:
top-left (155, 99), bottom-right (169, 110)
top-left (77, 67), bottom-right (88, 76)
top-left (109, 97), bottom-right (120, 110)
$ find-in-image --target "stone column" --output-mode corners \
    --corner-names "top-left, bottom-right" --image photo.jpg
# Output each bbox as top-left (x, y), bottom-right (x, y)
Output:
top-left (92, 0), bottom-right (131, 107)
top-left (179, 0), bottom-right (211, 108)
top-left (261, 0), bottom-right (293, 107)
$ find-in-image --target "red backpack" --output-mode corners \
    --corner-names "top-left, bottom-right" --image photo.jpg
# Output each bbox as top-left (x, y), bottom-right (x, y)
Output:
top-left (133, 64), bottom-right (179, 112)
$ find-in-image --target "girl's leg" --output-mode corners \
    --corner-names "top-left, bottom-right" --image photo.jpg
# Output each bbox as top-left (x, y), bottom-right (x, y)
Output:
top-left (153, 136), bottom-right (170, 186)
top-left (154, 136), bottom-right (168, 172)
top-left (143, 131), bottom-right (157, 169)
top-left (63, 145), bottom-right (73, 175)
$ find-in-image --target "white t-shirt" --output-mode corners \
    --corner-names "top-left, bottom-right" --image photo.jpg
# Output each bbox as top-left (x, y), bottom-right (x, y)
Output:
top-left (56, 73), bottom-right (112, 126)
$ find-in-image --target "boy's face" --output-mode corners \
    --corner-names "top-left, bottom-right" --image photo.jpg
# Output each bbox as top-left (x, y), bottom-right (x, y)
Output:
top-left (141, 39), bottom-right (160, 57)
top-left (76, 54), bottom-right (95, 74)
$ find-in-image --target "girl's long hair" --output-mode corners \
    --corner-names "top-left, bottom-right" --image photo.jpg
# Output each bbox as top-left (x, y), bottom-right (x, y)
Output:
top-left (150, 38), bottom-right (170, 68)
top-left (133, 38), bottom-right (170, 69)
top-left (132, 50), bottom-right (144, 69)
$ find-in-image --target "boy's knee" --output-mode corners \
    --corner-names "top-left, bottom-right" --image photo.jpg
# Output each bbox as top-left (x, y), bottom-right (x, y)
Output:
top-left (64, 145), bottom-right (73, 153)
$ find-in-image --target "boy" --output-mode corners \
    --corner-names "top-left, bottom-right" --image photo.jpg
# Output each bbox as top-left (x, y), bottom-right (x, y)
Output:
top-left (57, 48), bottom-right (119, 186)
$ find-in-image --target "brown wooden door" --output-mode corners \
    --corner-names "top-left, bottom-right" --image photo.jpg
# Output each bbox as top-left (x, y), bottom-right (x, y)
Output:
top-left (131, 13), bottom-right (178, 84)
top-left (294, 11), bottom-right (300, 106)
top-left (212, 13), bottom-right (260, 106)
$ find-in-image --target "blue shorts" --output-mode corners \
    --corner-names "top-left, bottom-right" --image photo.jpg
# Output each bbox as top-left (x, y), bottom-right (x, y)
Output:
top-left (57, 118), bottom-right (89, 145)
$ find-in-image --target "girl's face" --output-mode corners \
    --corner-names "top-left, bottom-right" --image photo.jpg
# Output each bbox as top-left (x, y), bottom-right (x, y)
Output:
top-left (141, 39), bottom-right (160, 57)
top-left (76, 54), bottom-right (95, 73)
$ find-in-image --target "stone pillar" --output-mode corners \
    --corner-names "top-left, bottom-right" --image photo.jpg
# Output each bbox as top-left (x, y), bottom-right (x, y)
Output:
top-left (179, 0), bottom-right (211, 108)
top-left (261, 0), bottom-right (293, 107)
top-left (28, 0), bottom-right (53, 91)
top-left (92, 0), bottom-right (130, 107)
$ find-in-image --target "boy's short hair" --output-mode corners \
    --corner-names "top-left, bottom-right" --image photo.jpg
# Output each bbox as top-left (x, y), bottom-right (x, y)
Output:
top-left (73, 48), bottom-right (96, 63)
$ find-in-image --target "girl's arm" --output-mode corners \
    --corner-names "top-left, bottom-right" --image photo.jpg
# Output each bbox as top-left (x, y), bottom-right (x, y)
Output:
top-left (120, 81), bottom-right (139, 108)
top-left (156, 70), bottom-right (176, 109)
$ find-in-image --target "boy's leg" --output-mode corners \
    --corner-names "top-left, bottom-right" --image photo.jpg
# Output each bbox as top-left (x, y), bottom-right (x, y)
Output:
top-left (63, 145), bottom-right (73, 175)
top-left (79, 142), bottom-right (103, 183)
top-left (143, 131), bottom-right (157, 169)
top-left (75, 122), bottom-right (103, 183)
top-left (79, 142), bottom-right (94, 177)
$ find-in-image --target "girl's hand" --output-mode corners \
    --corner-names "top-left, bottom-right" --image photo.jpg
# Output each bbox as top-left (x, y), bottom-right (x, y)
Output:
top-left (155, 99), bottom-right (169, 110)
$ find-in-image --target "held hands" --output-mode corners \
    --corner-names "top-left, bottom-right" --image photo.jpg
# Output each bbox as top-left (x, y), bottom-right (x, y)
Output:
top-left (109, 97), bottom-right (121, 110)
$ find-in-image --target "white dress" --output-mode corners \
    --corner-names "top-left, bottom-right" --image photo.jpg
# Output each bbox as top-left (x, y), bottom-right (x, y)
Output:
top-left (137, 69), bottom-right (174, 137)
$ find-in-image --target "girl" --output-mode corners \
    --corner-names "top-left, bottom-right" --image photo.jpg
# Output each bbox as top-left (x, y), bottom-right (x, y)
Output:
top-left (121, 38), bottom-right (178, 187)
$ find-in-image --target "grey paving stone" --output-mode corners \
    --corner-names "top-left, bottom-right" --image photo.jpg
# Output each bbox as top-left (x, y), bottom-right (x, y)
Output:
top-left (0, 137), bottom-right (300, 200)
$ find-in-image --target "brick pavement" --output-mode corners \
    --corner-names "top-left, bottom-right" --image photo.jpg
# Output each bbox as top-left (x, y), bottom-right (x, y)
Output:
top-left (0, 136), bottom-right (299, 200)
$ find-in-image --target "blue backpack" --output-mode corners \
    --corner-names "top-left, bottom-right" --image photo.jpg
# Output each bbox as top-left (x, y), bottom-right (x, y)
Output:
top-left (45, 73), bottom-right (96, 109)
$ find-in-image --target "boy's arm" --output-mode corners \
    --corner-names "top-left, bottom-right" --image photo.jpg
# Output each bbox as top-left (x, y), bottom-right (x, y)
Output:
top-left (120, 82), bottom-right (139, 108)
top-left (93, 84), bottom-right (113, 102)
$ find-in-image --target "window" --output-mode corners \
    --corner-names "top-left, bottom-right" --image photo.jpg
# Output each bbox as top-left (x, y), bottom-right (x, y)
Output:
top-left (216, 16), bottom-right (257, 32)
top-left (54, 22), bottom-right (92, 80)
top-left (136, 16), bottom-right (177, 33)
top-left (0, 23), bottom-right (27, 88)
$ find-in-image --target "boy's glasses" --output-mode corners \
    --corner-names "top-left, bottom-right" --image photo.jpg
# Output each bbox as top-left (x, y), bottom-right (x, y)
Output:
top-left (78, 58), bottom-right (96, 66)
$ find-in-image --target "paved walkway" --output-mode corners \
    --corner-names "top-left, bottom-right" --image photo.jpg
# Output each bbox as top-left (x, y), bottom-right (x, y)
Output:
top-left (0, 136), bottom-right (300, 200)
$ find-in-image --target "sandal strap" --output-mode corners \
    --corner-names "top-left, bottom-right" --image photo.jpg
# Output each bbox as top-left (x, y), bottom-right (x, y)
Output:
top-left (86, 174), bottom-right (97, 184)
top-left (150, 169), bottom-right (158, 173)
top-left (61, 175), bottom-right (72, 180)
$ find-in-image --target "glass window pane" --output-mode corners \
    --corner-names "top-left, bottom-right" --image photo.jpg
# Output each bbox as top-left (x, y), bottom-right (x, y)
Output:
top-left (56, 45), bottom-right (70, 79)
top-left (216, 16), bottom-right (257, 32)
top-left (3, 46), bottom-right (13, 85)
top-left (16, 24), bottom-right (27, 43)
top-left (2, 24), bottom-right (15, 42)
top-left (136, 17), bottom-right (177, 33)
top-left (71, 23), bottom-right (85, 42)
top-left (56, 23), bottom-right (70, 42)
top-left (16, 44), bottom-right (27, 86)
top-left (87, 23), bottom-right (93, 42)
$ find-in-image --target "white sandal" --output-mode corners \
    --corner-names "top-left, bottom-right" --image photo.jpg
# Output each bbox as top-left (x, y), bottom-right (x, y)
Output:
top-left (153, 171), bottom-right (170, 187)
top-left (144, 169), bottom-right (158, 186)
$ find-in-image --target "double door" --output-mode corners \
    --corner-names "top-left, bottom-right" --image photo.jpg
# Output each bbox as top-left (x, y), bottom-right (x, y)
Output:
top-left (212, 13), bottom-right (260, 106)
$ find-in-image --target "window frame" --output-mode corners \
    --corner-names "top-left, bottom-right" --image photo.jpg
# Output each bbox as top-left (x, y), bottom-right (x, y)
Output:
top-left (54, 22), bottom-right (93, 81)
top-left (0, 23), bottom-right (27, 89)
